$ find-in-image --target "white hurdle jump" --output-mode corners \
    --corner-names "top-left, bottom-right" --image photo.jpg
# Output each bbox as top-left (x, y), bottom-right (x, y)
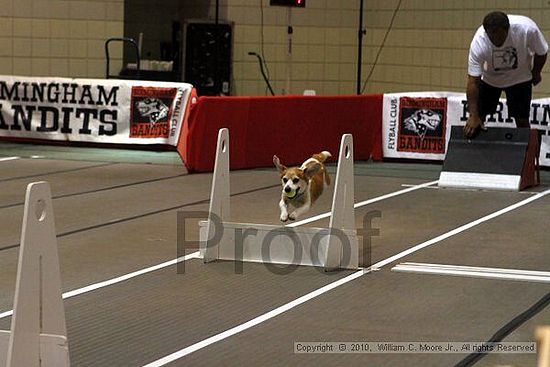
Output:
top-left (0, 182), bottom-right (70, 367)
top-left (199, 128), bottom-right (359, 270)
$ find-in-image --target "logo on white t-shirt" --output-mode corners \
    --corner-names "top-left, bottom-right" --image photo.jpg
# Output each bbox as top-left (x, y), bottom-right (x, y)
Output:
top-left (492, 46), bottom-right (518, 71)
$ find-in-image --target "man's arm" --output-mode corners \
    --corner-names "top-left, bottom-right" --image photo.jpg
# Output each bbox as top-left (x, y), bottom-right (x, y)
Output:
top-left (466, 75), bottom-right (481, 119)
top-left (464, 75), bottom-right (485, 138)
top-left (532, 53), bottom-right (547, 85)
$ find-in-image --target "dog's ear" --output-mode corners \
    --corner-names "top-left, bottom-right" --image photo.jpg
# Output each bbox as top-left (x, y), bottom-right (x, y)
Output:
top-left (273, 155), bottom-right (287, 174)
top-left (303, 162), bottom-right (321, 178)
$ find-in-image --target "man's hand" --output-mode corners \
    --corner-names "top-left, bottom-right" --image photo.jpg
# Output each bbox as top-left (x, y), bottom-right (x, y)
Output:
top-left (464, 115), bottom-right (487, 138)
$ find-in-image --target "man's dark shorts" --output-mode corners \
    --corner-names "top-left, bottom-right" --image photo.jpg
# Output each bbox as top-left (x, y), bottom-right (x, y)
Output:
top-left (478, 79), bottom-right (532, 119)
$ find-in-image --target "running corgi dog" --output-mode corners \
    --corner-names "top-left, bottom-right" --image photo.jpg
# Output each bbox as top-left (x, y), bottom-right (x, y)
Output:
top-left (273, 151), bottom-right (331, 222)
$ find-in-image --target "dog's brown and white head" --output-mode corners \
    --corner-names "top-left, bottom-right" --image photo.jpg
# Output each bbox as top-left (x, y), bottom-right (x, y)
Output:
top-left (273, 151), bottom-right (331, 222)
top-left (273, 157), bottom-right (321, 200)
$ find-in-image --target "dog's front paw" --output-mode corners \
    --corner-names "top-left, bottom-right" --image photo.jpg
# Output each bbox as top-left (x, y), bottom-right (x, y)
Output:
top-left (280, 213), bottom-right (289, 222)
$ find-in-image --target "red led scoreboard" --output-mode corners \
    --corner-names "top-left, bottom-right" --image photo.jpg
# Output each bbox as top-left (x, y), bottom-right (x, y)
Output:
top-left (270, 0), bottom-right (305, 7)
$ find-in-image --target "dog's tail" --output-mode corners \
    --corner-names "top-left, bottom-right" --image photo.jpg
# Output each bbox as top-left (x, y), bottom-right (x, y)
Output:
top-left (312, 151), bottom-right (331, 186)
top-left (313, 151), bottom-right (331, 163)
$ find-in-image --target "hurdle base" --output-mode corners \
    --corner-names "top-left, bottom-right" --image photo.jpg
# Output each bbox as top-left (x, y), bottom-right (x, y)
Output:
top-left (199, 220), bottom-right (359, 270)
top-left (438, 172), bottom-right (521, 191)
top-left (0, 330), bottom-right (69, 367)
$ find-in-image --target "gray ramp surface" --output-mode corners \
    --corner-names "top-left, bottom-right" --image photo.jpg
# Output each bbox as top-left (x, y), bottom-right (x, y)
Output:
top-left (60, 260), bottom-right (350, 367)
top-left (0, 152), bottom-right (547, 367)
top-left (0, 158), bottom-right (110, 180)
top-left (405, 196), bottom-right (550, 271)
top-left (0, 162), bottom-right (187, 208)
top-left (177, 270), bottom-right (548, 367)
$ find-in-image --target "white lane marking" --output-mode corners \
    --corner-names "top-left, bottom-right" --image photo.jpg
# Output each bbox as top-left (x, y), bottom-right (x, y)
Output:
top-left (392, 262), bottom-right (550, 283)
top-left (142, 187), bottom-right (550, 366)
top-left (0, 179), bottom-right (436, 321)
top-left (0, 309), bottom-right (13, 319)
top-left (0, 251), bottom-right (201, 320)
top-left (370, 188), bottom-right (550, 271)
top-left (287, 180), bottom-right (439, 227)
top-left (141, 269), bottom-right (367, 367)
top-left (0, 157), bottom-right (20, 162)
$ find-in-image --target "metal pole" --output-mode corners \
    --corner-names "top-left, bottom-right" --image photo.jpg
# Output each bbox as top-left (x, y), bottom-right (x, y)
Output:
top-left (214, 0), bottom-right (220, 94)
top-left (356, 0), bottom-right (365, 95)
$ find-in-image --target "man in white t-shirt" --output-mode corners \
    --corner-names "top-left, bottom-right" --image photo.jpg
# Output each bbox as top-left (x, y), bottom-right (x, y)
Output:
top-left (464, 11), bottom-right (548, 138)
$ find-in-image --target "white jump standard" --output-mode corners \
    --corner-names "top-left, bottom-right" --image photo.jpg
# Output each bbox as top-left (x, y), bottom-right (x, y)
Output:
top-left (0, 182), bottom-right (70, 367)
top-left (199, 128), bottom-right (359, 270)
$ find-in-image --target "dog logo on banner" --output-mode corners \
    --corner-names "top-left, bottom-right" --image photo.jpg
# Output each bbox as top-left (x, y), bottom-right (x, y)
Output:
top-left (403, 109), bottom-right (442, 139)
top-left (398, 97), bottom-right (447, 154)
top-left (135, 98), bottom-right (169, 124)
top-left (130, 87), bottom-right (177, 138)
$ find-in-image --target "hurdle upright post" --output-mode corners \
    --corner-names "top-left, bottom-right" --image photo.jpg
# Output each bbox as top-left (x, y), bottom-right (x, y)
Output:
top-left (324, 134), bottom-right (357, 270)
top-left (203, 128), bottom-right (230, 262)
top-left (0, 182), bottom-right (69, 367)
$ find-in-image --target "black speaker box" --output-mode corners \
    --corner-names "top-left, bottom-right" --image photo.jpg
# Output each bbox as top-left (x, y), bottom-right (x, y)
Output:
top-left (184, 22), bottom-right (232, 96)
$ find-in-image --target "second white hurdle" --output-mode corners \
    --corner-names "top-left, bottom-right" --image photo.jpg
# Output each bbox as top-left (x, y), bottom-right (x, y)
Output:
top-left (199, 128), bottom-right (359, 271)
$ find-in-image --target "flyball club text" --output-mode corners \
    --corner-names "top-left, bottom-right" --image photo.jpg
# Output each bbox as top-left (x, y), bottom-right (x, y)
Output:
top-left (0, 81), bottom-right (119, 135)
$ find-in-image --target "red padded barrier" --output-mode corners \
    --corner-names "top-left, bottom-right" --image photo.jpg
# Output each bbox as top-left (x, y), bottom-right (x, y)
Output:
top-left (177, 94), bottom-right (383, 172)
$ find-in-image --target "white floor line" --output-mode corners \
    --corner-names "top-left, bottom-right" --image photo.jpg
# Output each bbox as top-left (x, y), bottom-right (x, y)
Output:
top-left (0, 156), bottom-right (20, 162)
top-left (287, 180), bottom-right (439, 227)
top-left (0, 251), bottom-right (201, 320)
top-left (0, 179), bottom-right (435, 322)
top-left (392, 262), bottom-right (550, 283)
top-left (369, 187), bottom-right (550, 271)
top-left (141, 186), bottom-right (550, 367)
top-left (141, 269), bottom-right (367, 367)
top-left (400, 183), bottom-right (540, 195)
